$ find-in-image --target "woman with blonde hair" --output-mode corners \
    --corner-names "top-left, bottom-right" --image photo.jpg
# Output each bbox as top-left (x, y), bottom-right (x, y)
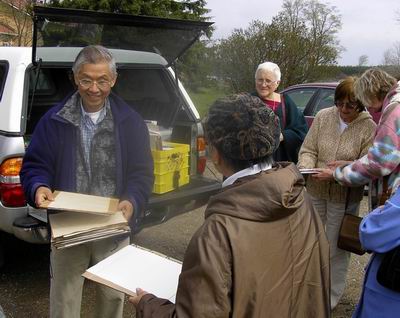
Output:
top-left (331, 69), bottom-right (400, 317)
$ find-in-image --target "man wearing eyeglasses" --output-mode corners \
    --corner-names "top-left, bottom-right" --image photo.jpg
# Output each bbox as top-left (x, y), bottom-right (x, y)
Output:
top-left (20, 45), bottom-right (154, 318)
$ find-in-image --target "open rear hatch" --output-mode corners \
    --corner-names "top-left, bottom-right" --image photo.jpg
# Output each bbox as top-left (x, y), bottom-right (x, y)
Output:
top-left (32, 6), bottom-right (212, 66)
top-left (29, 6), bottom-right (221, 228)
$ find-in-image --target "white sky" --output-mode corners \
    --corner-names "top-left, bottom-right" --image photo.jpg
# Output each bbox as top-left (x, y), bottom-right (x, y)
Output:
top-left (206, 0), bottom-right (400, 66)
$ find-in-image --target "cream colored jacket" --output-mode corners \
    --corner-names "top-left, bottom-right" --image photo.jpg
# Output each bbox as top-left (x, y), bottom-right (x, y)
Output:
top-left (298, 106), bottom-right (376, 203)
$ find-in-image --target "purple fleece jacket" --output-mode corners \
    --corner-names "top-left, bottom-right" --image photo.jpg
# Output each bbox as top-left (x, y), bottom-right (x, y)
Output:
top-left (20, 92), bottom-right (154, 229)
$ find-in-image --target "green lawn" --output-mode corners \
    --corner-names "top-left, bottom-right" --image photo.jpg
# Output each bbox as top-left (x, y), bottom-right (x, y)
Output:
top-left (186, 86), bottom-right (229, 118)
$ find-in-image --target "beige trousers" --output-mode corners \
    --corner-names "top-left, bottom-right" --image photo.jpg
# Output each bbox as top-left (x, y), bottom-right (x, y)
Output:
top-left (310, 195), bottom-right (360, 310)
top-left (50, 236), bottom-right (130, 318)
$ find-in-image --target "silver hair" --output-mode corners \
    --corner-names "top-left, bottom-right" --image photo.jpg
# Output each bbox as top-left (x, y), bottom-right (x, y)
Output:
top-left (255, 61), bottom-right (281, 81)
top-left (354, 68), bottom-right (396, 106)
top-left (72, 45), bottom-right (117, 77)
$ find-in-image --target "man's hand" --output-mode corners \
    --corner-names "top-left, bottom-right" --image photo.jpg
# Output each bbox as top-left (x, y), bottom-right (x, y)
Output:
top-left (280, 133), bottom-right (284, 142)
top-left (118, 200), bottom-right (134, 221)
top-left (129, 288), bottom-right (149, 308)
top-left (35, 186), bottom-right (54, 207)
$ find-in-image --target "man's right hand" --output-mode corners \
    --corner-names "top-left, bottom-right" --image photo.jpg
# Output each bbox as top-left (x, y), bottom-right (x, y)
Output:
top-left (35, 186), bottom-right (54, 207)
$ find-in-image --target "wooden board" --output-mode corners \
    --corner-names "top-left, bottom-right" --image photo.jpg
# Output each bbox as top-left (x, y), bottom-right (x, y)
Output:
top-left (83, 245), bottom-right (182, 302)
top-left (40, 191), bottom-right (119, 215)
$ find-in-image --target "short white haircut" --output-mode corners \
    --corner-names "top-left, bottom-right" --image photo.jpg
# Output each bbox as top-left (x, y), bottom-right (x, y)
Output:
top-left (255, 62), bottom-right (281, 81)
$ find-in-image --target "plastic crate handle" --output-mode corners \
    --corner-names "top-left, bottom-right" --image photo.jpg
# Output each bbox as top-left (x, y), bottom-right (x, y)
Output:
top-left (167, 153), bottom-right (184, 171)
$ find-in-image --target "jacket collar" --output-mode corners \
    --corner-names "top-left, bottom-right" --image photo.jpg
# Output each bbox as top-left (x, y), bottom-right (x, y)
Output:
top-left (51, 91), bottom-right (134, 125)
top-left (206, 162), bottom-right (306, 222)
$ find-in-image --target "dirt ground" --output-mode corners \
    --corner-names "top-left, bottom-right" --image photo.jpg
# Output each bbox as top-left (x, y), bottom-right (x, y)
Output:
top-left (0, 163), bottom-right (370, 317)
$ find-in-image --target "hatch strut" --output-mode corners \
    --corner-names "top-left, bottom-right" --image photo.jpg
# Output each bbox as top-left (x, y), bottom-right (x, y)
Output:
top-left (27, 58), bottom-right (42, 121)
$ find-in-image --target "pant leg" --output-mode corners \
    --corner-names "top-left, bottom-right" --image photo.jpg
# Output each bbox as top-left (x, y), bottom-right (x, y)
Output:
top-left (326, 200), bottom-right (360, 309)
top-left (50, 243), bottom-right (91, 318)
top-left (309, 195), bottom-right (328, 226)
top-left (90, 236), bottom-right (130, 318)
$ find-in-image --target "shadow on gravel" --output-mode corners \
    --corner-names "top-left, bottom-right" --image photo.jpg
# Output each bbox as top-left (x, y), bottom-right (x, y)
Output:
top-left (0, 232), bottom-right (50, 317)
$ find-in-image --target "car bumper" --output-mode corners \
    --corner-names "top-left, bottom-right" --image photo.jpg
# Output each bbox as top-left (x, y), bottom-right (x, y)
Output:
top-left (148, 175), bottom-right (221, 208)
top-left (13, 216), bottom-right (48, 244)
top-left (135, 175), bottom-right (221, 232)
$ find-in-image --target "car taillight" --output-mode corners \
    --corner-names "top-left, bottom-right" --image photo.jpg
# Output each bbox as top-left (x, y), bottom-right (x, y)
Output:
top-left (197, 137), bottom-right (207, 174)
top-left (0, 158), bottom-right (26, 207)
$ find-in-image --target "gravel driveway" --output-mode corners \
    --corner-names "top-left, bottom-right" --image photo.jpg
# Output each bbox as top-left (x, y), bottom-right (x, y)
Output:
top-left (0, 165), bottom-right (370, 317)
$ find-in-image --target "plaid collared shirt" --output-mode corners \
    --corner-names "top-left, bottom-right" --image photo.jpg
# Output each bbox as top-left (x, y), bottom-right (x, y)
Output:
top-left (80, 99), bottom-right (109, 176)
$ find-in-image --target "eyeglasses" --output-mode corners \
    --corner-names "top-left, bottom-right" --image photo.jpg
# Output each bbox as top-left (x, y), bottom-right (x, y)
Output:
top-left (335, 101), bottom-right (358, 110)
top-left (256, 78), bottom-right (278, 86)
top-left (78, 78), bottom-right (112, 90)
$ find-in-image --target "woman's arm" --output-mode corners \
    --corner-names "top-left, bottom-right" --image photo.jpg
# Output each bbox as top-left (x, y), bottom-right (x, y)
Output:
top-left (360, 189), bottom-right (400, 253)
top-left (133, 219), bottom-right (232, 318)
top-left (334, 106), bottom-right (400, 186)
top-left (297, 110), bottom-right (321, 169)
top-left (280, 95), bottom-right (309, 162)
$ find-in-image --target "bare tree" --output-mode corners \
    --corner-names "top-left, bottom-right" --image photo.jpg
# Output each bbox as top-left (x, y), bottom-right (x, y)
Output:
top-left (382, 42), bottom-right (400, 66)
top-left (1, 0), bottom-right (34, 46)
top-left (358, 55), bottom-right (368, 66)
top-left (213, 0), bottom-right (342, 91)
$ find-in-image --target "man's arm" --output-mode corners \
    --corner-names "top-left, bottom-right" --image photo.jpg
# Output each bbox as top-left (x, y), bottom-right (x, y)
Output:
top-left (20, 114), bottom-right (57, 207)
top-left (119, 114), bottom-right (154, 224)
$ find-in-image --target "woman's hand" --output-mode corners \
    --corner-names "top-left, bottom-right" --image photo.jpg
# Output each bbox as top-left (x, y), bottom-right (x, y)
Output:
top-left (311, 168), bottom-right (334, 181)
top-left (327, 160), bottom-right (352, 170)
top-left (129, 288), bottom-right (149, 308)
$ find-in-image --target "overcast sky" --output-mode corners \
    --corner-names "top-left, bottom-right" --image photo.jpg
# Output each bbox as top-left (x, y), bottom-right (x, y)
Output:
top-left (206, 0), bottom-right (400, 66)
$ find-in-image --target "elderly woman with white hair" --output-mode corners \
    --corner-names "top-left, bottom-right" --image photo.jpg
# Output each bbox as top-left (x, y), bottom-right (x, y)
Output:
top-left (253, 61), bottom-right (308, 163)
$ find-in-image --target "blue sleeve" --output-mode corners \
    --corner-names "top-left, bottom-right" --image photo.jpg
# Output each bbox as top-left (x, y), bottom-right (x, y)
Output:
top-left (360, 188), bottom-right (400, 253)
top-left (279, 95), bottom-right (308, 162)
top-left (20, 113), bottom-right (57, 207)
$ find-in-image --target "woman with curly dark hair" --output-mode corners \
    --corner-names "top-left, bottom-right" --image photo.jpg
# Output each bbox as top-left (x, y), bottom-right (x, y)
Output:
top-left (130, 93), bottom-right (330, 318)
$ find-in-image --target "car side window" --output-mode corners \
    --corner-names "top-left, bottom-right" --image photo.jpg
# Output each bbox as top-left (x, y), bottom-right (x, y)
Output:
top-left (0, 61), bottom-right (9, 102)
top-left (284, 88), bottom-right (317, 113)
top-left (313, 88), bottom-right (335, 115)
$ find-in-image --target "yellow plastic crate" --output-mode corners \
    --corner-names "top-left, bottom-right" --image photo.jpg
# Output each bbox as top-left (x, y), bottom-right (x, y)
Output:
top-left (151, 142), bottom-right (190, 194)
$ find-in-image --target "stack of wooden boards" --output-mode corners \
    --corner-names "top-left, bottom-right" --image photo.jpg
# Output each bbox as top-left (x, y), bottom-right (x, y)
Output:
top-left (41, 191), bottom-right (130, 249)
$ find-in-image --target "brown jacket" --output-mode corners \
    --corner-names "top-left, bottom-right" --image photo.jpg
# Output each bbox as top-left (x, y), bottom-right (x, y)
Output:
top-left (137, 163), bottom-right (330, 318)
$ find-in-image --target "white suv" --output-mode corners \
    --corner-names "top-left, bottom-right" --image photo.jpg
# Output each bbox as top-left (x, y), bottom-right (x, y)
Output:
top-left (0, 6), bottom-right (220, 251)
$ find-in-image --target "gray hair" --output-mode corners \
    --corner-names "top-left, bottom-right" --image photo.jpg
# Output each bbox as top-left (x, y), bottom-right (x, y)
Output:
top-left (354, 68), bottom-right (397, 106)
top-left (255, 61), bottom-right (281, 81)
top-left (72, 45), bottom-right (117, 77)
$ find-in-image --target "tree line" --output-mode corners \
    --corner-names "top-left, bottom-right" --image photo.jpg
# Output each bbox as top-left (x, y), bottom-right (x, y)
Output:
top-left (4, 0), bottom-right (400, 92)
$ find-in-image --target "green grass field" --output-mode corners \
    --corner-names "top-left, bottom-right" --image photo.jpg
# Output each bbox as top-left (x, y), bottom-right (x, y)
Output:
top-left (186, 86), bottom-right (229, 118)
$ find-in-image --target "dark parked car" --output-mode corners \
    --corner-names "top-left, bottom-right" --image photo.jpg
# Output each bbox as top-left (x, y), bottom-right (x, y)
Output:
top-left (281, 82), bottom-right (338, 127)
